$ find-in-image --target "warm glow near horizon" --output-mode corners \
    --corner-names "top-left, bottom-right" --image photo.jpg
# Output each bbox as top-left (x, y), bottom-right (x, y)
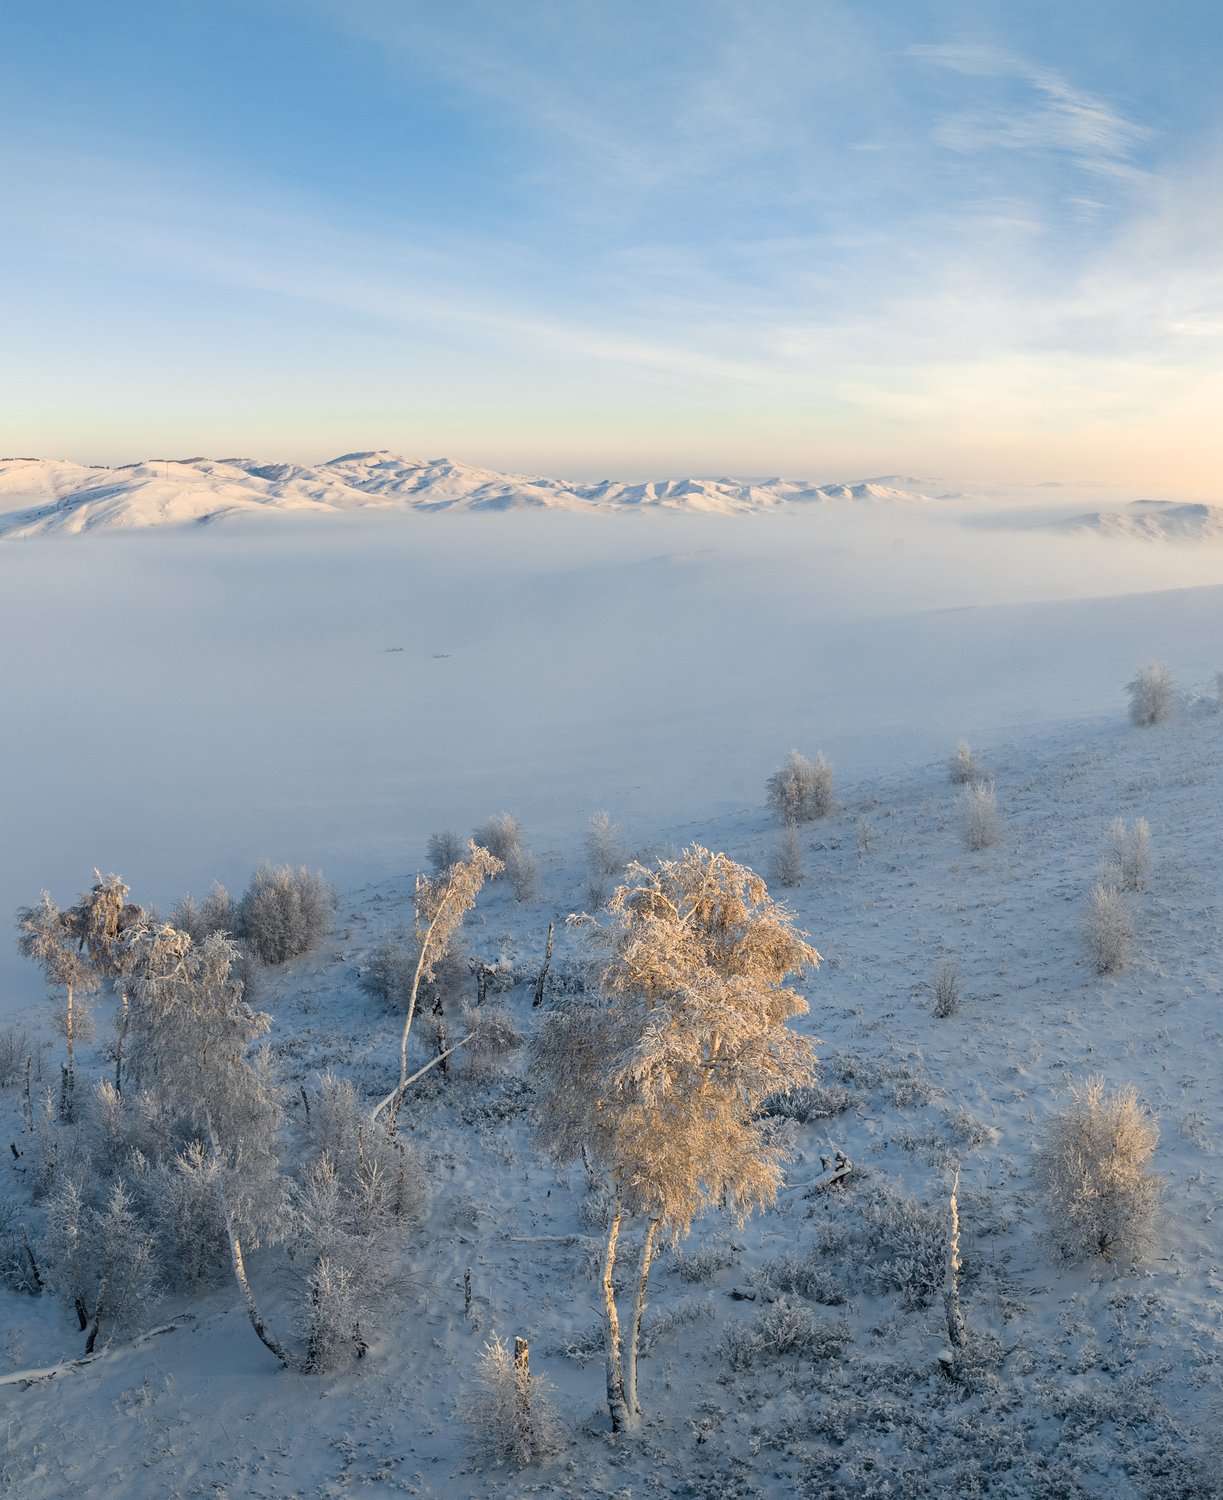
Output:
top-left (4, 2), bottom-right (1223, 494)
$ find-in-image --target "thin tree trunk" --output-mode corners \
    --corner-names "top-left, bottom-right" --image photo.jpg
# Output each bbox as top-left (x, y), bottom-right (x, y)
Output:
top-left (206, 1112), bottom-right (296, 1371)
top-left (514, 1336), bottom-right (531, 1441)
top-left (85, 1275), bottom-right (109, 1354)
top-left (601, 1206), bottom-right (633, 1432)
top-left (624, 1217), bottom-right (659, 1419)
top-left (21, 1227), bottom-right (43, 1294)
top-left (62, 983), bottom-right (75, 1122)
top-left (943, 1169), bottom-right (968, 1351)
top-left (22, 1054), bottom-right (32, 1132)
top-left (374, 1033), bottom-right (478, 1128)
top-left (114, 989), bottom-right (128, 1094)
top-left (533, 923), bottom-right (554, 1008)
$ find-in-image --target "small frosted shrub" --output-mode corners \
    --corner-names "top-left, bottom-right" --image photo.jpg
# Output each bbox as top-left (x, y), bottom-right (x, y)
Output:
top-left (359, 935), bottom-right (414, 1008)
top-left (463, 1334), bottom-right (563, 1468)
top-left (961, 781), bottom-right (999, 851)
top-left (721, 1299), bottom-right (848, 1370)
top-left (472, 813), bottom-right (525, 868)
top-left (669, 1241), bottom-right (739, 1283)
top-left (767, 750), bottom-right (834, 825)
top-left (949, 740), bottom-right (981, 784)
top-left (855, 817), bottom-right (873, 857)
top-left (762, 1081), bottom-right (859, 1122)
top-left (584, 811), bottom-right (626, 882)
top-left (1034, 1077), bottom-right (1161, 1261)
top-left (237, 862), bottom-right (333, 965)
top-left (505, 848), bottom-right (540, 903)
top-left (1126, 661), bottom-right (1174, 727)
top-left (769, 826), bottom-right (804, 888)
top-left (426, 829), bottom-right (465, 876)
top-left (1086, 881), bottom-right (1133, 974)
top-left (751, 1250), bottom-right (844, 1305)
top-left (1106, 817), bottom-right (1152, 892)
top-left (932, 959), bottom-right (961, 1018)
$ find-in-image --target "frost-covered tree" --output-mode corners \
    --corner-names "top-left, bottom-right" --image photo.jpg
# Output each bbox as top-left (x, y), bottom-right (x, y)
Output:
top-left (585, 810), bottom-right (627, 887)
top-left (463, 1334), bottom-right (563, 1468)
top-left (295, 1071), bottom-right (425, 1369)
top-left (472, 813), bottom-right (525, 868)
top-left (531, 846), bottom-right (820, 1431)
top-left (1106, 817), bottom-right (1152, 893)
top-left (124, 926), bottom-right (292, 1365)
top-left (69, 872), bottom-right (146, 1092)
top-left (948, 740), bottom-right (981, 785)
top-left (961, 781), bottom-right (1000, 851)
top-left (767, 750), bottom-right (834, 825)
top-left (1035, 1078), bottom-right (1161, 1261)
top-left (168, 882), bottom-right (234, 943)
top-left (769, 826), bottom-right (804, 888)
top-left (16, 894), bottom-right (98, 1121)
top-left (373, 842), bottom-right (501, 1128)
top-left (1126, 661), bottom-right (1174, 727)
top-left (425, 829), bottom-right (465, 877)
top-left (1086, 881), bottom-right (1134, 974)
top-left (42, 1175), bottom-right (161, 1351)
top-left (237, 862), bottom-right (333, 966)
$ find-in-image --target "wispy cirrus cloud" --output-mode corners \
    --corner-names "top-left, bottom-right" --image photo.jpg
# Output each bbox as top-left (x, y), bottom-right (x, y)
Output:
top-left (910, 42), bottom-right (1150, 181)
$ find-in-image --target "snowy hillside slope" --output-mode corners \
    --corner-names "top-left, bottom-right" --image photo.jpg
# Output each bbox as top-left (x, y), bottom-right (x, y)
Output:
top-left (0, 452), bottom-right (949, 535)
top-left (3, 699), bottom-right (1222, 1497)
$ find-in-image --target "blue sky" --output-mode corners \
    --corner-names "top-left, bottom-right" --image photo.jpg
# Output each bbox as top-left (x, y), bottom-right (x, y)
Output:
top-left (4, 1), bottom-right (1222, 487)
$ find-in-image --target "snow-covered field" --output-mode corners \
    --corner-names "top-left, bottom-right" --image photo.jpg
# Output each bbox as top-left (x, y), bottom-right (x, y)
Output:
top-left (2, 481), bottom-right (1223, 1496)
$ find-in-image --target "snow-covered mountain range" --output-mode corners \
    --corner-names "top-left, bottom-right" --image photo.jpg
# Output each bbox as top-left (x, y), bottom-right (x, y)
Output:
top-left (0, 451), bottom-right (945, 536)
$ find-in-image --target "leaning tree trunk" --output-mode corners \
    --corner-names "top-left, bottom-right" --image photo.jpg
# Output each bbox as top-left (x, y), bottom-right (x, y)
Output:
top-left (623, 1217), bottom-right (659, 1420)
top-left (206, 1113), bottom-right (296, 1371)
top-left (601, 1205), bottom-right (633, 1432)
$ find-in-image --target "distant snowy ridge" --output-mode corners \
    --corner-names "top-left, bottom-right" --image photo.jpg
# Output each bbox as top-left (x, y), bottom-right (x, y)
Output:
top-left (1048, 498), bottom-right (1223, 542)
top-left (0, 452), bottom-right (945, 537)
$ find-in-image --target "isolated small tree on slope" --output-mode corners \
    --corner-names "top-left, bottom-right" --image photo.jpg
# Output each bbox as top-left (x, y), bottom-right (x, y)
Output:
top-left (1126, 662), bottom-right (1174, 727)
top-left (767, 750), bottom-right (834, 825)
top-left (531, 846), bottom-right (820, 1431)
top-left (372, 841), bottom-right (501, 1128)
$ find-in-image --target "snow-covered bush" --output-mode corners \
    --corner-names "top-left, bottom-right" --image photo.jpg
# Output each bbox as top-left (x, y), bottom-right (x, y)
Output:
top-left (932, 958), bottom-right (961, 1018)
top-left (761, 1080), bottom-right (859, 1122)
top-left (472, 813), bottom-right (525, 868)
top-left (1127, 661), bottom-right (1174, 727)
top-left (767, 750), bottom-right (834, 825)
top-left (426, 828), bottom-right (465, 876)
top-left (668, 1240), bottom-right (739, 1283)
top-left (1034, 1077), bottom-right (1161, 1261)
top-left (721, 1298), bottom-right (848, 1370)
top-left (1106, 817), bottom-right (1152, 892)
top-left (769, 825), bottom-right (804, 887)
top-left (949, 740), bottom-right (982, 784)
top-left (463, 1334), bottom-right (563, 1468)
top-left (359, 934), bottom-right (414, 1008)
top-left (751, 1249), bottom-right (844, 1305)
top-left (168, 882), bottom-right (234, 942)
top-left (585, 810), bottom-right (626, 885)
top-left (237, 862), bottom-right (334, 965)
top-left (961, 781), bottom-right (999, 851)
top-left (1086, 881), bottom-right (1134, 974)
top-left (505, 848), bottom-right (540, 902)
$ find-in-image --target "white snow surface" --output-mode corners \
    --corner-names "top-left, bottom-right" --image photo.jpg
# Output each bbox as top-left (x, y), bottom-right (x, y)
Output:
top-left (2, 499), bottom-right (1223, 1496)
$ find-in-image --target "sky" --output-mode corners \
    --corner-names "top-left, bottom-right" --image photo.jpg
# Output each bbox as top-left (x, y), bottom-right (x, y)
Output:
top-left (3, 1), bottom-right (1223, 489)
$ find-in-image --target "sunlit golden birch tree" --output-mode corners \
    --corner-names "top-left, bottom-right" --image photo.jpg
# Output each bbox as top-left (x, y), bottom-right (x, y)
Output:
top-left (531, 846), bottom-right (820, 1431)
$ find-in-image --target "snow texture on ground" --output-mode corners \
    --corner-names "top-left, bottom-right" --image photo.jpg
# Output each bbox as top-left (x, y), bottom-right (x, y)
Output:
top-left (2, 503), bottom-right (1222, 1496)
